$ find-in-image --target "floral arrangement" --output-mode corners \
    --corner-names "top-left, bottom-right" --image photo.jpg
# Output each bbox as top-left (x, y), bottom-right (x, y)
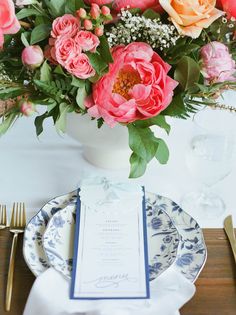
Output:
top-left (0, 0), bottom-right (235, 177)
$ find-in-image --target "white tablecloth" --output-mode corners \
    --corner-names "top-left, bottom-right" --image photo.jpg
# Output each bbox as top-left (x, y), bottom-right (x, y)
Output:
top-left (0, 91), bottom-right (235, 228)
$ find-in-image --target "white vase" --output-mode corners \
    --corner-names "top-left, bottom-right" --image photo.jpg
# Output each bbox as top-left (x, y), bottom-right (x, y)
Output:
top-left (66, 113), bottom-right (131, 169)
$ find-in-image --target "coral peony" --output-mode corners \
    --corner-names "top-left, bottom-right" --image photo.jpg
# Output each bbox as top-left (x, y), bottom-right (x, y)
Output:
top-left (51, 14), bottom-right (80, 38)
top-left (219, 0), bottom-right (236, 18)
top-left (159, 0), bottom-right (224, 39)
top-left (0, 0), bottom-right (21, 48)
top-left (201, 41), bottom-right (236, 83)
top-left (22, 45), bottom-right (44, 69)
top-left (85, 42), bottom-right (178, 127)
top-left (113, 0), bottom-right (162, 12)
top-left (65, 53), bottom-right (95, 79)
top-left (84, 0), bottom-right (113, 5)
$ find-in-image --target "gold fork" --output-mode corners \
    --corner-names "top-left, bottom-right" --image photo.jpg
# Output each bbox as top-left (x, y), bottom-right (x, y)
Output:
top-left (0, 205), bottom-right (7, 229)
top-left (5, 203), bottom-right (26, 312)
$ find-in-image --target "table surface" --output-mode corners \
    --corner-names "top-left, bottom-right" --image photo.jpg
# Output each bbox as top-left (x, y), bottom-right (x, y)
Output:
top-left (0, 228), bottom-right (236, 315)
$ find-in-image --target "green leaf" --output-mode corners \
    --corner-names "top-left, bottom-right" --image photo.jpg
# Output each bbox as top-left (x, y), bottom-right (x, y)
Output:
top-left (16, 8), bottom-right (44, 19)
top-left (87, 52), bottom-right (108, 77)
top-left (0, 113), bottom-right (19, 137)
top-left (98, 36), bottom-right (113, 64)
top-left (162, 94), bottom-right (188, 119)
top-left (30, 24), bottom-right (51, 45)
top-left (155, 139), bottom-right (169, 164)
top-left (174, 56), bottom-right (200, 91)
top-left (40, 61), bottom-right (52, 82)
top-left (55, 103), bottom-right (73, 133)
top-left (43, 0), bottom-right (66, 17)
top-left (134, 115), bottom-right (170, 134)
top-left (129, 153), bottom-right (147, 178)
top-left (33, 80), bottom-right (59, 98)
top-left (65, 0), bottom-right (84, 13)
top-left (76, 86), bottom-right (87, 109)
top-left (97, 118), bottom-right (104, 129)
top-left (0, 87), bottom-right (24, 100)
top-left (142, 9), bottom-right (160, 20)
top-left (21, 33), bottom-right (30, 47)
top-left (128, 125), bottom-right (158, 163)
top-left (71, 76), bottom-right (86, 88)
top-left (34, 112), bottom-right (49, 136)
top-left (54, 65), bottom-right (67, 76)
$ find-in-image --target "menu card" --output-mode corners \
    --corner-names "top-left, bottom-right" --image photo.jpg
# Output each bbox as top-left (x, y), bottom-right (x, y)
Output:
top-left (71, 178), bottom-right (150, 300)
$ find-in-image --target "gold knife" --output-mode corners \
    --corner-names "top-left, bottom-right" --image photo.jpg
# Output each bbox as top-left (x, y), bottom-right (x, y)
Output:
top-left (224, 215), bottom-right (236, 263)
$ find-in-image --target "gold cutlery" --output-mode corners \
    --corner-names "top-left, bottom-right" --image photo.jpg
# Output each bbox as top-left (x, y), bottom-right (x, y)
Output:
top-left (223, 215), bottom-right (236, 263)
top-left (0, 205), bottom-right (7, 229)
top-left (5, 203), bottom-right (26, 312)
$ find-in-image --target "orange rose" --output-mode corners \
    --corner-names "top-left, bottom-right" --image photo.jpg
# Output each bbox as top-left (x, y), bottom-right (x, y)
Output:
top-left (159, 0), bottom-right (224, 38)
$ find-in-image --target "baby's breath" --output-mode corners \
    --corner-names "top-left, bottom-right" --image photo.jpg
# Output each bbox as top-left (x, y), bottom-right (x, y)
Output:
top-left (106, 10), bottom-right (180, 51)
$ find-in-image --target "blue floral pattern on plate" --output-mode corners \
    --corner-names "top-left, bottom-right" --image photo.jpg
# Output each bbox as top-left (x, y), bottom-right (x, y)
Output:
top-left (23, 191), bottom-right (77, 276)
top-left (42, 193), bottom-right (180, 281)
top-left (23, 191), bottom-right (207, 282)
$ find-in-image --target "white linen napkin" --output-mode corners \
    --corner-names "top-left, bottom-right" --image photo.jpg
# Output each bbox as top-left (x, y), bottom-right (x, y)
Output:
top-left (23, 266), bottom-right (195, 315)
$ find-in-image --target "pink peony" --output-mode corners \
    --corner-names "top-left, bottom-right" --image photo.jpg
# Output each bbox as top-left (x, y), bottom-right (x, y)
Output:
top-left (51, 14), bottom-right (80, 38)
top-left (55, 36), bottom-right (81, 66)
top-left (85, 42), bottom-right (178, 127)
top-left (22, 45), bottom-right (44, 69)
top-left (0, 0), bottom-right (21, 48)
top-left (65, 53), bottom-right (95, 79)
top-left (74, 31), bottom-right (100, 53)
top-left (201, 41), bottom-right (236, 83)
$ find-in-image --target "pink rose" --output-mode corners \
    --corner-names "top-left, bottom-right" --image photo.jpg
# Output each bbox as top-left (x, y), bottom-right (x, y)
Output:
top-left (55, 36), bottom-right (81, 66)
top-left (22, 45), bottom-right (44, 69)
top-left (0, 0), bottom-right (21, 48)
top-left (74, 31), bottom-right (100, 53)
top-left (65, 53), bottom-right (95, 79)
top-left (201, 41), bottom-right (236, 83)
top-left (86, 42), bottom-right (178, 127)
top-left (51, 14), bottom-right (80, 38)
top-left (113, 0), bottom-right (162, 12)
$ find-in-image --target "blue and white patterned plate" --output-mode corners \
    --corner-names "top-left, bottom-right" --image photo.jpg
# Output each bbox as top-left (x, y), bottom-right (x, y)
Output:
top-left (23, 191), bottom-right (207, 282)
top-left (23, 191), bottom-right (77, 276)
top-left (42, 193), bottom-right (180, 281)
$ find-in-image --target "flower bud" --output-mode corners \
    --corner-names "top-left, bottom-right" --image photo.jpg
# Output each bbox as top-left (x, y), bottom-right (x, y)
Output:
top-left (22, 45), bottom-right (44, 69)
top-left (95, 26), bottom-right (104, 37)
top-left (101, 6), bottom-right (110, 16)
top-left (84, 19), bottom-right (93, 30)
top-left (90, 3), bottom-right (100, 19)
top-left (77, 8), bottom-right (87, 19)
top-left (20, 101), bottom-right (36, 117)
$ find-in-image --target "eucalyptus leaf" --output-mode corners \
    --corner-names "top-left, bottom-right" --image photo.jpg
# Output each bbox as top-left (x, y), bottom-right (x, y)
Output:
top-left (87, 52), bottom-right (108, 77)
top-left (98, 36), bottom-right (113, 64)
top-left (71, 76), bottom-right (86, 88)
top-left (65, 0), bottom-right (84, 13)
top-left (142, 9), bottom-right (160, 20)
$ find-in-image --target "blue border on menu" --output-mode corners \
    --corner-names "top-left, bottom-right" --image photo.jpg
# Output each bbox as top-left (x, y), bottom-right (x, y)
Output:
top-left (70, 186), bottom-right (150, 300)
